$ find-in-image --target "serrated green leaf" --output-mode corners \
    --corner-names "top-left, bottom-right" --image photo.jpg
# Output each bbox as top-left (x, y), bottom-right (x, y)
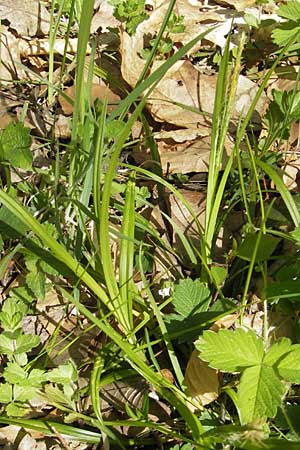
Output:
top-left (5, 402), bottom-right (29, 417)
top-left (44, 384), bottom-right (75, 409)
top-left (28, 369), bottom-right (47, 387)
top-left (0, 122), bottom-right (32, 170)
top-left (15, 333), bottom-right (40, 354)
top-left (196, 329), bottom-right (264, 372)
top-left (263, 338), bottom-right (293, 366)
top-left (3, 362), bottom-right (27, 384)
top-left (276, 345), bottom-right (300, 382)
top-left (26, 268), bottom-right (46, 300)
top-left (0, 332), bottom-right (14, 354)
top-left (237, 365), bottom-right (285, 424)
top-left (173, 278), bottom-right (211, 318)
top-left (278, 1), bottom-right (300, 21)
top-left (0, 383), bottom-right (12, 403)
top-left (272, 23), bottom-right (300, 47)
top-left (14, 385), bottom-right (38, 402)
top-left (47, 361), bottom-right (77, 384)
top-left (0, 297), bottom-right (28, 332)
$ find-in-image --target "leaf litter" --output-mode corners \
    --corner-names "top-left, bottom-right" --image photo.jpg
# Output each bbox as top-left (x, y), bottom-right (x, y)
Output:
top-left (0, 0), bottom-right (299, 448)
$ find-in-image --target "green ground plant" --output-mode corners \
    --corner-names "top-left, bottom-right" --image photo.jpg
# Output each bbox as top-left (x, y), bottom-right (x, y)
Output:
top-left (0, 0), bottom-right (300, 449)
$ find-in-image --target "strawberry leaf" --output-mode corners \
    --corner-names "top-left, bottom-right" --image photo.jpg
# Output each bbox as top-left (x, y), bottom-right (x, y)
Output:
top-left (238, 365), bottom-right (285, 425)
top-left (196, 328), bottom-right (264, 372)
top-left (276, 345), bottom-right (300, 382)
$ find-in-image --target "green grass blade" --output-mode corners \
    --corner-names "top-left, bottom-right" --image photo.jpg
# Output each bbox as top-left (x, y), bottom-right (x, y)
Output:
top-left (255, 158), bottom-right (300, 227)
top-left (119, 172), bottom-right (136, 332)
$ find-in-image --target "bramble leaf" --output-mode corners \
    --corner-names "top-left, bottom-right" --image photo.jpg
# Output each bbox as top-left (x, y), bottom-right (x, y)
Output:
top-left (196, 329), bottom-right (264, 372)
top-left (237, 365), bottom-right (285, 424)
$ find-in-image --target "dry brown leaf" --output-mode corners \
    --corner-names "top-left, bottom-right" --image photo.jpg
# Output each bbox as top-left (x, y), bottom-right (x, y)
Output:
top-left (58, 84), bottom-right (121, 116)
top-left (283, 153), bottom-right (300, 192)
top-left (214, 0), bottom-right (257, 11)
top-left (54, 114), bottom-right (72, 139)
top-left (0, 27), bottom-right (23, 81)
top-left (148, 61), bottom-right (217, 129)
top-left (168, 188), bottom-right (206, 257)
top-left (210, 313), bottom-right (238, 331)
top-left (91, 0), bottom-right (121, 33)
top-left (185, 349), bottom-right (219, 411)
top-left (0, 0), bottom-right (50, 37)
top-left (122, 55), bottom-right (267, 129)
top-left (157, 133), bottom-right (234, 174)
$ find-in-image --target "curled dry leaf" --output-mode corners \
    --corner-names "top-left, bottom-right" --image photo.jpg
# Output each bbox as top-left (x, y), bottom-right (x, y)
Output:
top-left (185, 349), bottom-right (219, 411)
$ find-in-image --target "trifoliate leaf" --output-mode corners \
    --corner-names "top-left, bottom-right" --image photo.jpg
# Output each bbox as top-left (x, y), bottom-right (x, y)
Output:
top-left (276, 345), bottom-right (300, 382)
top-left (264, 338), bottom-right (293, 366)
top-left (0, 122), bottom-right (32, 169)
top-left (196, 329), bottom-right (264, 372)
top-left (172, 278), bottom-right (211, 318)
top-left (237, 365), bottom-right (285, 424)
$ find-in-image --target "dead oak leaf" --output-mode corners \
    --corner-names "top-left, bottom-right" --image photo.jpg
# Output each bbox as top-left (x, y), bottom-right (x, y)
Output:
top-left (147, 60), bottom-right (267, 129)
top-left (157, 133), bottom-right (233, 174)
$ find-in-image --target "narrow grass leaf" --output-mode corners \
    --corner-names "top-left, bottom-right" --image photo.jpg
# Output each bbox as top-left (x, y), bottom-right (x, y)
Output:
top-left (255, 158), bottom-right (300, 227)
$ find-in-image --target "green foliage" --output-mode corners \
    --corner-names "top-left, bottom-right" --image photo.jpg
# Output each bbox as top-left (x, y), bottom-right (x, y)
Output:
top-left (141, 12), bottom-right (185, 59)
top-left (263, 89), bottom-right (300, 143)
top-left (0, 292), bottom-right (80, 418)
top-left (236, 233), bottom-right (280, 262)
top-left (0, 122), bottom-right (32, 170)
top-left (196, 329), bottom-right (300, 425)
top-left (109, 0), bottom-right (149, 35)
top-left (272, 0), bottom-right (300, 47)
